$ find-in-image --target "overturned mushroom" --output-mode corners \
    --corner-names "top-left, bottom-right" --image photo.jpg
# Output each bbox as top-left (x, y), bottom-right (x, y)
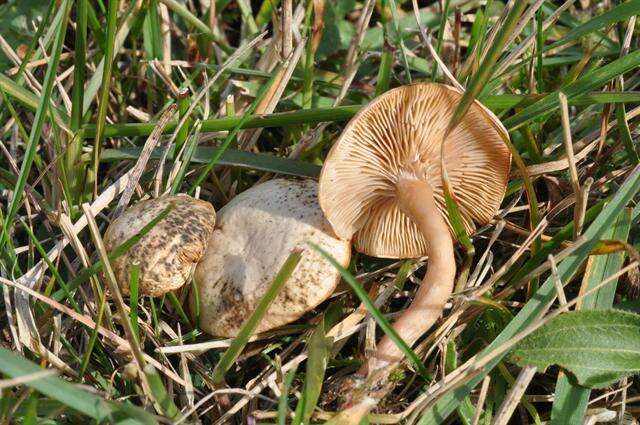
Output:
top-left (191, 179), bottom-right (351, 337)
top-left (319, 83), bottom-right (511, 374)
top-left (104, 194), bottom-right (216, 297)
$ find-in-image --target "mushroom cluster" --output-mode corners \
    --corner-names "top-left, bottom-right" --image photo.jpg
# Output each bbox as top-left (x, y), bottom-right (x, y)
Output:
top-left (104, 180), bottom-right (351, 337)
top-left (105, 83), bottom-right (511, 394)
top-left (319, 83), bottom-right (511, 374)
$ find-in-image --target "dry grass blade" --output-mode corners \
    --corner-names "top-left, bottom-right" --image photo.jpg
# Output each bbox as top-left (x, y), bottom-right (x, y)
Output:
top-left (333, 0), bottom-right (376, 106)
top-left (239, 39), bottom-right (305, 150)
top-left (548, 254), bottom-right (567, 306)
top-left (411, 0), bottom-right (463, 91)
top-left (491, 365), bottom-right (537, 425)
top-left (471, 375), bottom-right (491, 425)
top-left (0, 277), bottom-right (186, 385)
top-left (281, 0), bottom-right (292, 59)
top-left (110, 103), bottom-right (176, 206)
top-left (558, 91), bottom-right (591, 243)
top-left (0, 369), bottom-right (57, 390)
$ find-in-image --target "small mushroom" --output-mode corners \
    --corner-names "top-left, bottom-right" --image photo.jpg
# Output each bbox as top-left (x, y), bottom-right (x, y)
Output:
top-left (104, 194), bottom-right (216, 297)
top-left (191, 179), bottom-right (351, 337)
top-left (319, 83), bottom-right (511, 373)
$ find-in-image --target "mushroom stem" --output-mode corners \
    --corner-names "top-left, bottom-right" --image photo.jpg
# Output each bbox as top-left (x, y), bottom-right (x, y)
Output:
top-left (364, 178), bottom-right (456, 374)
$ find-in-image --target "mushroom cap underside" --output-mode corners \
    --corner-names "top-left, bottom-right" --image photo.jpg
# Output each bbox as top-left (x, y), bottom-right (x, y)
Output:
top-left (192, 179), bottom-right (351, 338)
top-left (104, 194), bottom-right (216, 297)
top-left (319, 83), bottom-right (511, 259)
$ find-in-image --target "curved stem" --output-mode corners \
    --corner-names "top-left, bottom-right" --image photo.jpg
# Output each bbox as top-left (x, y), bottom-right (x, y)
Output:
top-left (363, 178), bottom-right (456, 374)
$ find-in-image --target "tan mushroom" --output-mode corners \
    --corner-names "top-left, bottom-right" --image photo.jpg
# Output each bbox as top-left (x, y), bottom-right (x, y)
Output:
top-left (191, 179), bottom-right (351, 337)
top-left (104, 194), bottom-right (216, 297)
top-left (319, 83), bottom-right (511, 374)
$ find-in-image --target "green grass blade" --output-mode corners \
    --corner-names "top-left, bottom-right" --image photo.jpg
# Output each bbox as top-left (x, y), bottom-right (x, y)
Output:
top-left (295, 312), bottom-right (334, 425)
top-left (256, 0), bottom-right (281, 27)
top-left (550, 374), bottom-right (590, 425)
top-left (143, 0), bottom-right (163, 61)
top-left (68, 0), bottom-right (88, 197)
top-left (91, 0), bottom-right (121, 195)
top-left (277, 366), bottom-right (298, 425)
top-left (70, 0), bottom-right (87, 131)
top-left (129, 262), bottom-right (141, 340)
top-left (83, 105), bottom-right (361, 138)
top-left (144, 365), bottom-right (182, 421)
top-left (0, 349), bottom-right (157, 424)
top-left (79, 289), bottom-right (107, 377)
top-left (101, 145), bottom-right (321, 178)
top-left (615, 94), bottom-right (640, 165)
top-left (375, 43), bottom-right (393, 96)
top-left (431, 0), bottom-right (451, 80)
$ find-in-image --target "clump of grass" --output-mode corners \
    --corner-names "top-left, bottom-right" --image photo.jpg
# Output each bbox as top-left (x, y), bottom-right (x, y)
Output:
top-left (1, 0), bottom-right (640, 424)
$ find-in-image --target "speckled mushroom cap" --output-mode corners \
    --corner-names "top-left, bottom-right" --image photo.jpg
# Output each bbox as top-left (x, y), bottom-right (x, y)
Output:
top-left (191, 179), bottom-right (351, 337)
top-left (104, 194), bottom-right (216, 297)
top-left (319, 83), bottom-right (511, 259)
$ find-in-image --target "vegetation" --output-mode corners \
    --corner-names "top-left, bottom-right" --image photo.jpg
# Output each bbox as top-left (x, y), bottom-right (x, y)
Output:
top-left (1, 0), bottom-right (640, 423)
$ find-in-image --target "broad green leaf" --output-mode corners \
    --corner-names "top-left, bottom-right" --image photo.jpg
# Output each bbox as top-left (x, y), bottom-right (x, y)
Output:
top-left (0, 349), bottom-right (157, 424)
top-left (551, 209), bottom-right (632, 424)
top-left (511, 310), bottom-right (640, 388)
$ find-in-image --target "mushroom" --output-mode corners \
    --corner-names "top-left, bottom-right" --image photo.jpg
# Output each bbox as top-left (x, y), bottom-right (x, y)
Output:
top-left (191, 179), bottom-right (351, 337)
top-left (104, 194), bottom-right (216, 297)
top-left (318, 83), bottom-right (511, 374)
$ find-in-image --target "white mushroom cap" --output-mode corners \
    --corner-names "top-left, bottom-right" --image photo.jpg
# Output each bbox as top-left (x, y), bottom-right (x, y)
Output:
top-left (104, 194), bottom-right (216, 297)
top-left (191, 179), bottom-right (351, 337)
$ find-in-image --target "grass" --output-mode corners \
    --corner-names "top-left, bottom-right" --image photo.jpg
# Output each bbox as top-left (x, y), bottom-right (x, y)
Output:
top-left (0, 0), bottom-right (639, 424)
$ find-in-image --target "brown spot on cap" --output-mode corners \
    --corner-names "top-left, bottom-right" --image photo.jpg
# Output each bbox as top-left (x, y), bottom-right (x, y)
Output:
top-left (103, 194), bottom-right (216, 297)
